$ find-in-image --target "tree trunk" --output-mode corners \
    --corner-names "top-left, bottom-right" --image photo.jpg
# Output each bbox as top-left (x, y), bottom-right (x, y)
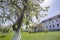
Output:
top-left (12, 31), bottom-right (21, 40)
top-left (12, 0), bottom-right (28, 40)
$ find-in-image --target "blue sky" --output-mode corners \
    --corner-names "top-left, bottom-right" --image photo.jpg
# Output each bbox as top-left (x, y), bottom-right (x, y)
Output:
top-left (40, 0), bottom-right (60, 21)
top-left (29, 0), bottom-right (60, 24)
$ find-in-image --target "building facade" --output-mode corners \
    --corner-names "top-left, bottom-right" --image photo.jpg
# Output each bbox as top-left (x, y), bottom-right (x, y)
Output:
top-left (41, 14), bottom-right (60, 31)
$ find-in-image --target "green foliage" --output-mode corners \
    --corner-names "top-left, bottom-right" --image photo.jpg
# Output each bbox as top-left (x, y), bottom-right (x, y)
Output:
top-left (44, 28), bottom-right (48, 33)
top-left (0, 28), bottom-right (3, 32)
top-left (25, 20), bottom-right (29, 25)
top-left (0, 26), bottom-right (11, 33)
top-left (43, 6), bottom-right (49, 12)
top-left (0, 0), bottom-right (49, 23)
top-left (0, 0), bottom-right (49, 32)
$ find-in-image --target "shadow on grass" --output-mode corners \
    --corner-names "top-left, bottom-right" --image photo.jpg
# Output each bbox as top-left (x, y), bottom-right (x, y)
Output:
top-left (0, 35), bottom-right (6, 38)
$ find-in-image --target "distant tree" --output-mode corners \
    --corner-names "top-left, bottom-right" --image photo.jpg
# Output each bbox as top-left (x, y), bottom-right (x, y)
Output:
top-left (0, 0), bottom-right (49, 40)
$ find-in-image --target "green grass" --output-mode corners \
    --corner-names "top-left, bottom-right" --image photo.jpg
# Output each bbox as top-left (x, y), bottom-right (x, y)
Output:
top-left (0, 31), bottom-right (14, 40)
top-left (21, 31), bottom-right (60, 40)
top-left (0, 31), bottom-right (60, 40)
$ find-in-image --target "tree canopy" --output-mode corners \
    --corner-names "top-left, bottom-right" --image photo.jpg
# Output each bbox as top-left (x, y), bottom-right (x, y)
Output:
top-left (0, 0), bottom-right (49, 32)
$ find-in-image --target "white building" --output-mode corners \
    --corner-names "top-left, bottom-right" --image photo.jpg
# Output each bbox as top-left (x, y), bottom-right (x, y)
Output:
top-left (41, 14), bottom-right (60, 31)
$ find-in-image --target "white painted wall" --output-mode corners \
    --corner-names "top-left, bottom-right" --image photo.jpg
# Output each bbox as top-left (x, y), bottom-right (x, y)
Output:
top-left (41, 15), bottom-right (60, 31)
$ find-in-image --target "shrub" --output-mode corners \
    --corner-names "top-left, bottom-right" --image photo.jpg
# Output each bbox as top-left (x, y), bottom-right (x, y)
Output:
top-left (44, 28), bottom-right (48, 33)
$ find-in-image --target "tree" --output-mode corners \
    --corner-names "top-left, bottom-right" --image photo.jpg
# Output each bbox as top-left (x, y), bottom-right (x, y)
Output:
top-left (0, 0), bottom-right (49, 40)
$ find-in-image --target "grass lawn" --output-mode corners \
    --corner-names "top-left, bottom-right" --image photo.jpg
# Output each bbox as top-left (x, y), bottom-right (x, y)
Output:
top-left (0, 31), bottom-right (14, 40)
top-left (0, 31), bottom-right (60, 40)
top-left (21, 31), bottom-right (60, 40)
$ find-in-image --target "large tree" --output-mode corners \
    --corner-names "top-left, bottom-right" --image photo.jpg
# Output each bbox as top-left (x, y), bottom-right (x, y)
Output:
top-left (0, 0), bottom-right (49, 40)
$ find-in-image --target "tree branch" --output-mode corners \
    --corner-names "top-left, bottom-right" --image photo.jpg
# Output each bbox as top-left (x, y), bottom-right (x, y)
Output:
top-left (12, 0), bottom-right (28, 32)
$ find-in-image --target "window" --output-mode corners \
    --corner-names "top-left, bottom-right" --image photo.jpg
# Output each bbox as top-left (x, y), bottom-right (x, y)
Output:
top-left (49, 25), bottom-right (51, 28)
top-left (58, 15), bottom-right (60, 17)
top-left (56, 20), bottom-right (58, 22)
top-left (57, 24), bottom-right (59, 27)
top-left (46, 26), bottom-right (48, 28)
top-left (49, 19), bottom-right (51, 21)
top-left (53, 25), bottom-right (54, 27)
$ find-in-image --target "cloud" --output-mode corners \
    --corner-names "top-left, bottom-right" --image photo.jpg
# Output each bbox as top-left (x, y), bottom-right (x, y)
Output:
top-left (41, 0), bottom-right (53, 6)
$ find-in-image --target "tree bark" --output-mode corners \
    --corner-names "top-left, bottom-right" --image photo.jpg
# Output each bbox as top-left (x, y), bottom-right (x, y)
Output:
top-left (12, 31), bottom-right (21, 40)
top-left (12, 0), bottom-right (28, 40)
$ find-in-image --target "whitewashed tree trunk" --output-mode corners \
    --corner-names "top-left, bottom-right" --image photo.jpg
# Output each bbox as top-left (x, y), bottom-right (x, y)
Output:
top-left (12, 31), bottom-right (21, 40)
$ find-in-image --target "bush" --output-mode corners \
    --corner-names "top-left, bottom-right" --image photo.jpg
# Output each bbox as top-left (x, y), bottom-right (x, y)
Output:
top-left (44, 29), bottom-right (48, 33)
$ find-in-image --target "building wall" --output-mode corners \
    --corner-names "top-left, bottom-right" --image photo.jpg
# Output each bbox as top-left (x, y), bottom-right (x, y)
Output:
top-left (41, 15), bottom-right (60, 31)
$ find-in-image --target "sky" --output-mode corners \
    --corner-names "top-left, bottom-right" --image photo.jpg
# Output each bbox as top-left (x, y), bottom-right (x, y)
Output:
top-left (40, 0), bottom-right (60, 21)
top-left (27, 0), bottom-right (60, 24)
